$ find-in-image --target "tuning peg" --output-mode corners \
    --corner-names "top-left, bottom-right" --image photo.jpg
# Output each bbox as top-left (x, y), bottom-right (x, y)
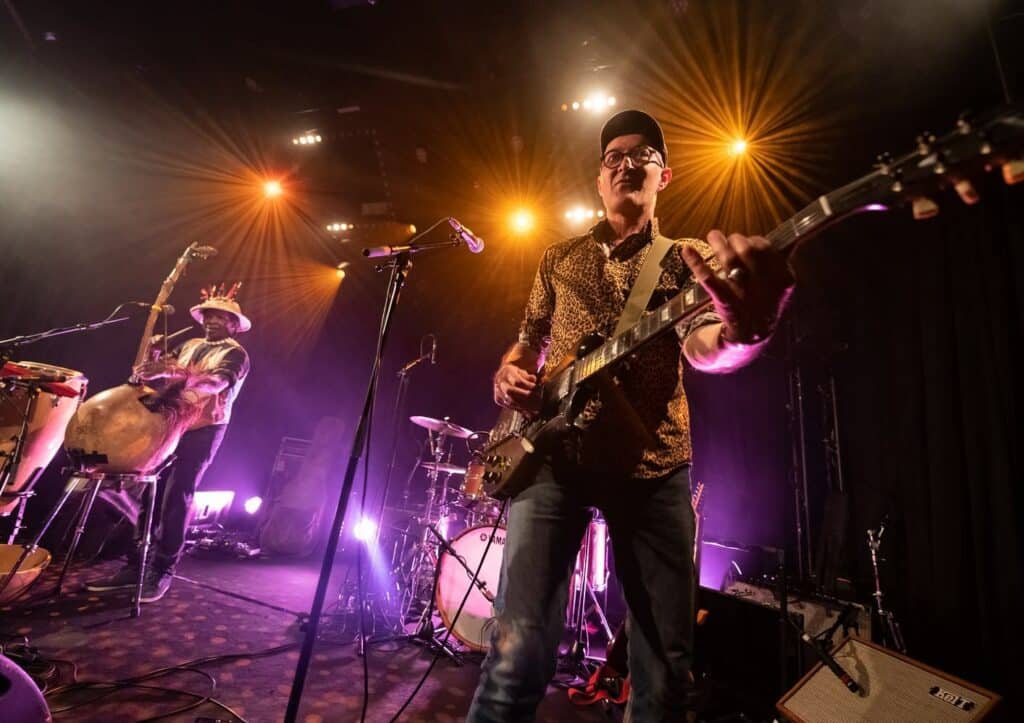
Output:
top-left (1002, 160), bottom-right (1024, 185)
top-left (916, 132), bottom-right (936, 155)
top-left (953, 179), bottom-right (980, 205)
top-left (912, 197), bottom-right (940, 220)
top-left (874, 152), bottom-right (893, 174)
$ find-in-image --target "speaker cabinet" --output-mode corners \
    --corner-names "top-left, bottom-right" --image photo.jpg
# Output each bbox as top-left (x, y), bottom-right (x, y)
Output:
top-left (778, 637), bottom-right (1001, 722)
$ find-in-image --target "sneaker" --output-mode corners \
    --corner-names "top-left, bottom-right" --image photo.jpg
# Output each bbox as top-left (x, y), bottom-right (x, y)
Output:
top-left (139, 568), bottom-right (173, 603)
top-left (85, 563), bottom-right (142, 592)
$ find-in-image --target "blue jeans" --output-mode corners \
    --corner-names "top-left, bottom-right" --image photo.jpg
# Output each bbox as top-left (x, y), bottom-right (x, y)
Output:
top-left (467, 459), bottom-right (696, 722)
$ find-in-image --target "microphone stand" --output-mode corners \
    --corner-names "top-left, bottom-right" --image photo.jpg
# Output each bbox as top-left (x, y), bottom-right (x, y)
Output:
top-left (0, 313), bottom-right (133, 363)
top-left (284, 218), bottom-right (466, 723)
top-left (373, 338), bottom-right (433, 549)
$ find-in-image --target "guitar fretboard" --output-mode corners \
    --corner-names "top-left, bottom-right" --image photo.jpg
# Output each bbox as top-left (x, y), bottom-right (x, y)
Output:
top-left (571, 181), bottom-right (880, 384)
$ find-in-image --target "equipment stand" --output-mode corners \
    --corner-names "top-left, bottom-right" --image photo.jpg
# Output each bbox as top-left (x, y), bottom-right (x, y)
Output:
top-left (0, 470), bottom-right (160, 617)
top-left (557, 513), bottom-right (612, 685)
top-left (867, 518), bottom-right (906, 654)
top-left (284, 251), bottom-right (412, 722)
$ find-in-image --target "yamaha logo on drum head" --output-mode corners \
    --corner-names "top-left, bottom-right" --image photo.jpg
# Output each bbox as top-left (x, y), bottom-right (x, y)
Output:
top-left (479, 531), bottom-right (505, 545)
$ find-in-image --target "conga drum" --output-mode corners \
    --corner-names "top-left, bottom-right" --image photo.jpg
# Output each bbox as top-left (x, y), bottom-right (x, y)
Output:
top-left (0, 362), bottom-right (87, 515)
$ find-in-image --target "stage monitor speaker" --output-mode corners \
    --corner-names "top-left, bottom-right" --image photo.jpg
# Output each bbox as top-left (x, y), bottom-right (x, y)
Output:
top-left (778, 637), bottom-right (1001, 722)
top-left (695, 586), bottom-right (801, 719)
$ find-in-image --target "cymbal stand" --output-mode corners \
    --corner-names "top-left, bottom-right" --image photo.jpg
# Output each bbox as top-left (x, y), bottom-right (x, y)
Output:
top-left (397, 430), bottom-right (452, 626)
top-left (867, 518), bottom-right (906, 653)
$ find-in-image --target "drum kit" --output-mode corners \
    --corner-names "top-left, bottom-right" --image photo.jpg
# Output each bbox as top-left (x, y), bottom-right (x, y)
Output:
top-left (362, 413), bottom-right (614, 660)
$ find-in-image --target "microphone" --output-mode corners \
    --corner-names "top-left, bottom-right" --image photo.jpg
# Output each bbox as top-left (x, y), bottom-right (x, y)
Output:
top-left (363, 245), bottom-right (412, 258)
top-left (189, 245), bottom-right (218, 259)
top-left (787, 615), bottom-right (862, 695)
top-left (447, 217), bottom-right (485, 253)
top-left (430, 335), bottom-right (437, 365)
top-left (129, 302), bottom-right (175, 314)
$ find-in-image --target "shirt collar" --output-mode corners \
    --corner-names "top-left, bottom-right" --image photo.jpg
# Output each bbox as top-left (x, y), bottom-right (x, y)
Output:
top-left (590, 217), bottom-right (660, 259)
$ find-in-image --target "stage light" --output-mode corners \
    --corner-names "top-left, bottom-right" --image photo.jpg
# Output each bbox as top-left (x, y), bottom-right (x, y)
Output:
top-left (335, 261), bottom-right (350, 280)
top-left (193, 490), bottom-right (235, 519)
top-left (244, 496), bottom-right (263, 515)
top-left (327, 222), bottom-right (352, 233)
top-left (571, 101), bottom-right (580, 111)
top-left (291, 130), bottom-right (323, 146)
top-left (607, 96), bottom-right (616, 106)
top-left (263, 180), bottom-right (283, 198)
top-left (565, 206), bottom-right (603, 224)
top-left (408, 224), bottom-right (417, 233)
top-left (509, 208), bottom-right (534, 234)
top-left (729, 139), bottom-right (748, 156)
top-left (353, 516), bottom-right (377, 542)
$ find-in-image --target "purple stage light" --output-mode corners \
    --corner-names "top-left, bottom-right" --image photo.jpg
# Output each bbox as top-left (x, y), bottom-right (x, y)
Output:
top-left (353, 517), bottom-right (377, 542)
top-left (244, 496), bottom-right (263, 515)
top-left (192, 490), bottom-right (234, 521)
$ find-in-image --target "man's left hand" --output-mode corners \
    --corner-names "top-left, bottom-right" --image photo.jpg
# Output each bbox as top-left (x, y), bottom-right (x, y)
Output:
top-left (681, 230), bottom-right (795, 343)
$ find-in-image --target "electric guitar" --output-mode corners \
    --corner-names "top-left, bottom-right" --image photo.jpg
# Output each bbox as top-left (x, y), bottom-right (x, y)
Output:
top-left (478, 105), bottom-right (1024, 500)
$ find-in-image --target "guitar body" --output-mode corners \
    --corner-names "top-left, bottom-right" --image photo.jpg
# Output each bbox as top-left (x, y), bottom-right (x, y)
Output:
top-left (481, 333), bottom-right (604, 500)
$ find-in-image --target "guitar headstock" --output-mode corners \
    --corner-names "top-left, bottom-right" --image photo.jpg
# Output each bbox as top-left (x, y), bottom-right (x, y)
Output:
top-left (865, 105), bottom-right (1024, 220)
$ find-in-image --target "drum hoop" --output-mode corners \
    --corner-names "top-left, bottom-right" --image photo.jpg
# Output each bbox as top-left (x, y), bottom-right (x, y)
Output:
top-left (10, 361), bottom-right (86, 380)
top-left (434, 522), bottom-right (506, 652)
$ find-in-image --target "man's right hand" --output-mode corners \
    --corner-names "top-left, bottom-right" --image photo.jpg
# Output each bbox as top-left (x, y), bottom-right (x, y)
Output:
top-left (133, 360), bottom-right (186, 383)
top-left (493, 363), bottom-right (538, 412)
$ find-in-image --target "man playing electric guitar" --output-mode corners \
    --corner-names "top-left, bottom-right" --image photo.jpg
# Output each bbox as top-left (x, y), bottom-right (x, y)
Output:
top-left (467, 110), bottom-right (793, 721)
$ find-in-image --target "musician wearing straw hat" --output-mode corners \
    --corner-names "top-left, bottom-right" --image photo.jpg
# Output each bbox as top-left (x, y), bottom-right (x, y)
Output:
top-left (86, 285), bottom-right (251, 602)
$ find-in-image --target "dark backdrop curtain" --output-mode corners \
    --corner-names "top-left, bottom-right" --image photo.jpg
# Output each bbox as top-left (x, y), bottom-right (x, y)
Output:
top-left (807, 175), bottom-right (1024, 707)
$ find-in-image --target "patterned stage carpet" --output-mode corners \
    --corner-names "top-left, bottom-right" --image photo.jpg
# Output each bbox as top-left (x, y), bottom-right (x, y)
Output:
top-left (1, 555), bottom-right (613, 722)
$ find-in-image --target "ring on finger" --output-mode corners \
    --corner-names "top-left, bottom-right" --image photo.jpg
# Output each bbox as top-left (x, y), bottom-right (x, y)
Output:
top-left (727, 266), bottom-right (745, 282)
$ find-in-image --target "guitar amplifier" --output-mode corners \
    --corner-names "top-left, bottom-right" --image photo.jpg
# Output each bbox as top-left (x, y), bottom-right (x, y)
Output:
top-left (722, 577), bottom-right (872, 646)
top-left (778, 637), bottom-right (1001, 722)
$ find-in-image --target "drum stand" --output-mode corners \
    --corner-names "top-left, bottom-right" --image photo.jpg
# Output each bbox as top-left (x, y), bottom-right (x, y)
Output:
top-left (558, 512), bottom-right (614, 685)
top-left (0, 467), bottom-right (165, 618)
top-left (0, 379), bottom-right (43, 543)
top-left (397, 429), bottom-right (455, 626)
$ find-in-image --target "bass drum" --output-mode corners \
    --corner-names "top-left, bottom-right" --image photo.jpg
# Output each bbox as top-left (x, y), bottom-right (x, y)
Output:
top-left (435, 524), bottom-right (505, 651)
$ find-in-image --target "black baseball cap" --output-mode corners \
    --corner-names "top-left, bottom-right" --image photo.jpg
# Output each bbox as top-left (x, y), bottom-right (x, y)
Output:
top-left (600, 109), bottom-right (668, 164)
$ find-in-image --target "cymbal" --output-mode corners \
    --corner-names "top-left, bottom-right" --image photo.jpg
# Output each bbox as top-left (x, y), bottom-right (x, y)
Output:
top-left (409, 415), bottom-right (474, 439)
top-left (421, 461), bottom-right (467, 475)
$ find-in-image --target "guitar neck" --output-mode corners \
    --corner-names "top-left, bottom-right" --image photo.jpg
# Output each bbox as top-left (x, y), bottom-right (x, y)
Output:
top-left (573, 182), bottom-right (886, 384)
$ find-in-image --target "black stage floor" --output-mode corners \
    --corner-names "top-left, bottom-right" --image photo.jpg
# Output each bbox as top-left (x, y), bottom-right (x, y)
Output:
top-left (2, 554), bottom-right (613, 722)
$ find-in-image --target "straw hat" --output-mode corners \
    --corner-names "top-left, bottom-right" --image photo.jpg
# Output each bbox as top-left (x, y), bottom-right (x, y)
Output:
top-left (190, 283), bottom-right (252, 332)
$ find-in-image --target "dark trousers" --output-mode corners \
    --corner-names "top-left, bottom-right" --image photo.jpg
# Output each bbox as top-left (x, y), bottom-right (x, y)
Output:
top-left (149, 424), bottom-right (226, 572)
top-left (467, 459), bottom-right (696, 723)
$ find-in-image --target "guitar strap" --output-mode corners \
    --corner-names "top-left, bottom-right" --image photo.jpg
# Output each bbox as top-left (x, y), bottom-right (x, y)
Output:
top-left (612, 233), bottom-right (676, 337)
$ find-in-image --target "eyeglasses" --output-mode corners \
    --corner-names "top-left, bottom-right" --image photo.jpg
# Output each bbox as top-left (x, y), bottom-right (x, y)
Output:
top-left (601, 146), bottom-right (664, 170)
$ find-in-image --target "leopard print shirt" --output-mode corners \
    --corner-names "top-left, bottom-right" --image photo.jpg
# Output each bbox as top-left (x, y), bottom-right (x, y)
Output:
top-left (517, 218), bottom-right (720, 479)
